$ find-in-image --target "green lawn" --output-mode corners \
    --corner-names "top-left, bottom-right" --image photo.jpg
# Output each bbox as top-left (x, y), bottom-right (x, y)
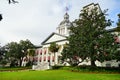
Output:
top-left (0, 70), bottom-right (120, 80)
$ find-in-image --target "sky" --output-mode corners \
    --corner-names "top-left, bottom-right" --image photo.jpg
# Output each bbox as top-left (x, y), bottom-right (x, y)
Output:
top-left (0, 0), bottom-right (120, 46)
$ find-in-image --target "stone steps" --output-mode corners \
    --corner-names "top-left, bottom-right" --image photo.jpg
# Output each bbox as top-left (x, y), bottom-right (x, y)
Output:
top-left (32, 63), bottom-right (50, 70)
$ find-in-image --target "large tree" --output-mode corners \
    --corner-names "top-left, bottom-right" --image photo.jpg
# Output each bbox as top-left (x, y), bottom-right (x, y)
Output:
top-left (62, 7), bottom-right (119, 66)
top-left (0, 45), bottom-right (3, 61)
top-left (5, 42), bottom-right (21, 67)
top-left (5, 39), bottom-right (35, 67)
top-left (19, 39), bottom-right (35, 66)
top-left (0, 46), bottom-right (7, 67)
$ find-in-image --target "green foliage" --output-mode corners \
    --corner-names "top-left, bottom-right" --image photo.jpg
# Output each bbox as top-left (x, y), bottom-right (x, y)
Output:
top-left (61, 44), bottom-right (69, 60)
top-left (0, 59), bottom-right (7, 67)
top-left (62, 6), bottom-right (119, 66)
top-left (26, 61), bottom-right (33, 67)
top-left (19, 39), bottom-right (35, 56)
top-left (52, 65), bottom-right (63, 70)
top-left (6, 42), bottom-right (21, 59)
top-left (27, 49), bottom-right (35, 56)
top-left (0, 45), bottom-right (8, 66)
top-left (4, 39), bottom-right (35, 67)
top-left (10, 59), bottom-right (19, 67)
top-left (49, 42), bottom-right (59, 64)
top-left (60, 66), bottom-right (120, 73)
top-left (0, 46), bottom-right (4, 61)
top-left (51, 66), bottom-right (120, 73)
top-left (0, 66), bottom-right (31, 71)
top-left (49, 42), bottom-right (59, 53)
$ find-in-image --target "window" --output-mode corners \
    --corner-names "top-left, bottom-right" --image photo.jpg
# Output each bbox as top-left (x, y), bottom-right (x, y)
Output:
top-left (44, 57), bottom-right (46, 61)
top-left (40, 50), bottom-right (42, 55)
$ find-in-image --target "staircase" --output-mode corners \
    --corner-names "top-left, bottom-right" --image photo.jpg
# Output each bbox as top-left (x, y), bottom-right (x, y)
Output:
top-left (32, 62), bottom-right (50, 70)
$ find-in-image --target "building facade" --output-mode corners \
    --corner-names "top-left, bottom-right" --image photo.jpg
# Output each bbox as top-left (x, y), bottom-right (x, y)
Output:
top-left (32, 12), bottom-right (71, 70)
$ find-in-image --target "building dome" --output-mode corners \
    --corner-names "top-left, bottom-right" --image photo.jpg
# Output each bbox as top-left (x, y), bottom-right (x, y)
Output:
top-left (56, 13), bottom-right (72, 36)
top-left (59, 13), bottom-right (70, 25)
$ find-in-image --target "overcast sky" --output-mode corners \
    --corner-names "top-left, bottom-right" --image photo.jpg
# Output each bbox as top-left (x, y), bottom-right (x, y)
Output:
top-left (0, 0), bottom-right (120, 46)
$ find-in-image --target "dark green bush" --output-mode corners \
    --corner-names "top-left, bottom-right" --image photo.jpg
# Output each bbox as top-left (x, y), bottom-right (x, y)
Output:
top-left (52, 65), bottom-right (63, 70)
top-left (26, 61), bottom-right (33, 67)
top-left (70, 66), bottom-right (120, 73)
top-left (0, 66), bottom-right (31, 71)
top-left (56, 65), bottom-right (120, 73)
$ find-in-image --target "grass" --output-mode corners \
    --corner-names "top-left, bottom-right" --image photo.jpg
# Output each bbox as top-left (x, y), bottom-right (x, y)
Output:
top-left (0, 70), bottom-right (120, 80)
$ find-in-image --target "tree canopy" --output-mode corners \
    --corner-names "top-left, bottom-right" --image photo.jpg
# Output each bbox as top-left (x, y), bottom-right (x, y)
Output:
top-left (4, 39), bottom-right (35, 67)
top-left (62, 7), bottom-right (120, 66)
top-left (49, 42), bottom-right (59, 53)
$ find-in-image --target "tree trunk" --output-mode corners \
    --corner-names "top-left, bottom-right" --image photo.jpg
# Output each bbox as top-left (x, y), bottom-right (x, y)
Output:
top-left (90, 46), bottom-right (96, 67)
top-left (91, 59), bottom-right (96, 67)
top-left (19, 57), bottom-right (23, 67)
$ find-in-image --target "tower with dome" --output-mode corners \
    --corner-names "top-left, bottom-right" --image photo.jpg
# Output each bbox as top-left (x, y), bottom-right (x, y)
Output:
top-left (32, 12), bottom-right (72, 70)
top-left (56, 12), bottom-right (72, 36)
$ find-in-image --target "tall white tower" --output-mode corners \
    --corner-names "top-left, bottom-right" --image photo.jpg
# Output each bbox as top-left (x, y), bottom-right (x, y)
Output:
top-left (56, 12), bottom-right (72, 36)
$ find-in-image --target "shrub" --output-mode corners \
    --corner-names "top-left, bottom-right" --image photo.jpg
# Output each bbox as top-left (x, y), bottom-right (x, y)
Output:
top-left (52, 65), bottom-right (63, 70)
top-left (26, 61), bottom-right (33, 67)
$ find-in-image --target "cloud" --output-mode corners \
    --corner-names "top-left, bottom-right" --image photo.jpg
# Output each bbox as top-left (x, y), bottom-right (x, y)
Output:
top-left (0, 0), bottom-right (120, 46)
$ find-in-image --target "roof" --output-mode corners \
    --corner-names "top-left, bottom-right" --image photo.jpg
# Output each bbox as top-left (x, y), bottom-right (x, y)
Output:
top-left (41, 32), bottom-right (67, 45)
top-left (83, 3), bottom-right (99, 8)
top-left (82, 3), bottom-right (102, 15)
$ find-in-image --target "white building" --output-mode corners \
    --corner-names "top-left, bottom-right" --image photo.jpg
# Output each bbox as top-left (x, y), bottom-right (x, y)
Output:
top-left (32, 3), bottom-right (120, 70)
top-left (32, 12), bottom-right (71, 70)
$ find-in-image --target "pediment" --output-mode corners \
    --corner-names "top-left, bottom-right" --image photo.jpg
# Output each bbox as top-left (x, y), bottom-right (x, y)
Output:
top-left (42, 32), bottom-right (67, 45)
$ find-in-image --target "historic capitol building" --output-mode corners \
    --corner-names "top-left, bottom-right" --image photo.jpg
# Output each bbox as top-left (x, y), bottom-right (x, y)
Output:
top-left (32, 3), bottom-right (120, 70)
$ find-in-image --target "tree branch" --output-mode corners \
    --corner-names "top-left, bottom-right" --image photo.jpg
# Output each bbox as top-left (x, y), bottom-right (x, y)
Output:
top-left (8, 0), bottom-right (18, 4)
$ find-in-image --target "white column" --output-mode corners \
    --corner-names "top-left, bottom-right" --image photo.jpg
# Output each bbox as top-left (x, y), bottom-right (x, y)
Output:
top-left (46, 48), bottom-right (48, 63)
top-left (41, 49), bottom-right (44, 64)
top-left (37, 50), bottom-right (40, 65)
top-left (50, 53), bottom-right (52, 65)
top-left (55, 52), bottom-right (58, 64)
top-left (65, 27), bottom-right (67, 35)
